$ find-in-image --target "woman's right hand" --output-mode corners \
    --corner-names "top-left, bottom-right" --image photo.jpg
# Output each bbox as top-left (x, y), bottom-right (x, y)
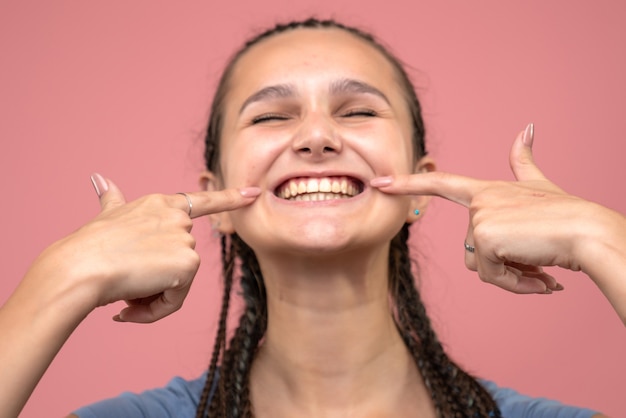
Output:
top-left (0, 174), bottom-right (259, 416)
top-left (41, 173), bottom-right (260, 323)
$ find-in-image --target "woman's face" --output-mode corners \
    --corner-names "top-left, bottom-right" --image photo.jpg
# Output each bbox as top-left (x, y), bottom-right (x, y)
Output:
top-left (214, 28), bottom-right (422, 256)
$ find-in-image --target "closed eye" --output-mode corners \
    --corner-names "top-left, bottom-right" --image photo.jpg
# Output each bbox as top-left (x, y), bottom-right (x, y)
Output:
top-left (342, 109), bottom-right (377, 118)
top-left (251, 113), bottom-right (290, 124)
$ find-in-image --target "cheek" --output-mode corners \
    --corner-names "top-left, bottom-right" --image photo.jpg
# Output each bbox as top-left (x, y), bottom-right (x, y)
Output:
top-left (349, 126), bottom-right (414, 174)
top-left (385, 134), bottom-right (414, 173)
top-left (220, 133), bottom-right (287, 188)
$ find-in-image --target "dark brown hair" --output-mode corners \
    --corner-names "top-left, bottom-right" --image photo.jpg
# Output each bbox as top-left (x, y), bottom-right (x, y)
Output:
top-left (197, 18), bottom-right (501, 418)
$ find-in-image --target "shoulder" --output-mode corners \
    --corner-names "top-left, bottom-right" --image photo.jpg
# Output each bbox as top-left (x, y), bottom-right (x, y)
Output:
top-left (480, 379), bottom-right (600, 418)
top-left (71, 373), bottom-right (208, 418)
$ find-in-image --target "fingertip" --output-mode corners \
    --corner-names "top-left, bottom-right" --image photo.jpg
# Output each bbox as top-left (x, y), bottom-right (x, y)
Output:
top-left (114, 306), bottom-right (151, 323)
top-left (513, 273), bottom-right (548, 293)
top-left (509, 125), bottom-right (547, 181)
top-left (522, 123), bottom-right (534, 147)
top-left (90, 173), bottom-right (109, 198)
top-left (239, 186), bottom-right (261, 198)
top-left (370, 176), bottom-right (393, 188)
top-left (103, 177), bottom-right (122, 195)
top-left (524, 278), bottom-right (549, 294)
top-left (96, 176), bottom-right (126, 211)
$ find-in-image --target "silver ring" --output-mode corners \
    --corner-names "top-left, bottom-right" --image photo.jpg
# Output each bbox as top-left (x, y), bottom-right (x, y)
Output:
top-left (464, 241), bottom-right (475, 253)
top-left (176, 192), bottom-right (193, 216)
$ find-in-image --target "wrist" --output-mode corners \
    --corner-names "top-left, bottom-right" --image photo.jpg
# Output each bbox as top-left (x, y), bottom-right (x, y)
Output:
top-left (573, 203), bottom-right (626, 324)
top-left (575, 203), bottom-right (626, 278)
top-left (20, 238), bottom-right (101, 322)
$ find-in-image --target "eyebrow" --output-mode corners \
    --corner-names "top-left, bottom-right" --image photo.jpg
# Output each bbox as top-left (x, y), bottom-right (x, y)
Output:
top-left (238, 78), bottom-right (391, 115)
top-left (239, 84), bottom-right (297, 114)
top-left (329, 78), bottom-right (391, 105)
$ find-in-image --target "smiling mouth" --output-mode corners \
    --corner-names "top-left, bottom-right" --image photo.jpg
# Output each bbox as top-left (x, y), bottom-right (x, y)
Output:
top-left (275, 176), bottom-right (364, 201)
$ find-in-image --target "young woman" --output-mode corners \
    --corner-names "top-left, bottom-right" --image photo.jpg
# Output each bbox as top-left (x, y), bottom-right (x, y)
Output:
top-left (1, 19), bottom-right (622, 417)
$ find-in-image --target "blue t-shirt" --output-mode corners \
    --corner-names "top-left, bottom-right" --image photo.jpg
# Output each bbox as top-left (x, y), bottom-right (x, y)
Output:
top-left (74, 373), bottom-right (598, 418)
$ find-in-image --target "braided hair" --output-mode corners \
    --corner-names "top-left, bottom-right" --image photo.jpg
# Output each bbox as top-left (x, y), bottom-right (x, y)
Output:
top-left (196, 18), bottom-right (502, 418)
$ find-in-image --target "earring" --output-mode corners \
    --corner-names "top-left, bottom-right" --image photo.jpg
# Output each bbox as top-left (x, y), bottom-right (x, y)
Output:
top-left (211, 220), bottom-right (222, 238)
top-left (414, 209), bottom-right (420, 216)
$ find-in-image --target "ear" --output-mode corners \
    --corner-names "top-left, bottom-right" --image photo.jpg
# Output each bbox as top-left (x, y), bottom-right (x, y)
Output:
top-left (199, 170), bottom-right (236, 234)
top-left (406, 156), bottom-right (436, 223)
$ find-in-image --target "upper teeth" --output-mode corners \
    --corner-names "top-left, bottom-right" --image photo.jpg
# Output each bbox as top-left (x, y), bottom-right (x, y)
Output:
top-left (276, 176), bottom-right (361, 200)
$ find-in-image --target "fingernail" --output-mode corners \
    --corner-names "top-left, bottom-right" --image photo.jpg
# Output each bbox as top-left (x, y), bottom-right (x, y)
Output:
top-left (553, 283), bottom-right (565, 291)
top-left (112, 314), bottom-right (125, 322)
top-left (522, 123), bottom-right (534, 147)
top-left (90, 173), bottom-right (108, 197)
top-left (539, 288), bottom-right (553, 295)
top-left (370, 176), bottom-right (393, 187)
top-left (239, 187), bottom-right (261, 197)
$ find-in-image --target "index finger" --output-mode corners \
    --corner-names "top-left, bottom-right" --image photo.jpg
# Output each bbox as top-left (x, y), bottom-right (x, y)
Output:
top-left (170, 187), bottom-right (261, 218)
top-left (370, 172), bottom-right (484, 207)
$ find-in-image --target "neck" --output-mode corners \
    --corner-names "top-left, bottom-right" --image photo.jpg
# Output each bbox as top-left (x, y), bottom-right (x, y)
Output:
top-left (249, 245), bottom-right (433, 417)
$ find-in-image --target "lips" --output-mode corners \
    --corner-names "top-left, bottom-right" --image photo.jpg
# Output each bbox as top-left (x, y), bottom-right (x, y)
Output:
top-left (275, 176), bottom-right (364, 201)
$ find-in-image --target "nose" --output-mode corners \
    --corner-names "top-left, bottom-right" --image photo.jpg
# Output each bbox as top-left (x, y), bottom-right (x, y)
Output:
top-left (291, 112), bottom-right (342, 159)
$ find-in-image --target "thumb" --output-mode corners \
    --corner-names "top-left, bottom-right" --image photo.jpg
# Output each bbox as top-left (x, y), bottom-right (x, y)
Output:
top-left (90, 173), bottom-right (126, 212)
top-left (509, 123), bottom-right (547, 181)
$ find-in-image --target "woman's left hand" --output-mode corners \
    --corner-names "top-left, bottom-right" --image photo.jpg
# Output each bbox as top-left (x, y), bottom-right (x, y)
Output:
top-left (371, 125), bottom-right (626, 323)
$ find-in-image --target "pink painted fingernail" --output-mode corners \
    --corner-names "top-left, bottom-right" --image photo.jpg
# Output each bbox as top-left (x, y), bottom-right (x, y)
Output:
top-left (90, 173), bottom-right (108, 197)
top-left (370, 176), bottom-right (393, 187)
top-left (522, 123), bottom-right (534, 147)
top-left (239, 187), bottom-right (261, 197)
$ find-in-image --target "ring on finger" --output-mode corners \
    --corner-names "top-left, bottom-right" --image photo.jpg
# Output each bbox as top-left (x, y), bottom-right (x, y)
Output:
top-left (176, 192), bottom-right (193, 217)
top-left (464, 241), bottom-right (475, 253)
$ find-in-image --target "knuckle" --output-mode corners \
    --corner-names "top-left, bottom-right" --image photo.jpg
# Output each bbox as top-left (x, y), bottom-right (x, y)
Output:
top-left (476, 270), bottom-right (491, 283)
top-left (184, 234), bottom-right (197, 249)
top-left (468, 193), bottom-right (493, 221)
top-left (468, 204), bottom-right (481, 222)
top-left (472, 223), bottom-right (500, 247)
top-left (517, 152), bottom-right (534, 166)
top-left (432, 172), bottom-right (454, 188)
top-left (144, 193), bottom-right (167, 206)
top-left (222, 189), bottom-right (240, 206)
top-left (471, 224), bottom-right (490, 242)
top-left (183, 248), bottom-right (201, 270)
top-left (464, 257), bottom-right (477, 271)
top-left (171, 246), bottom-right (200, 273)
top-left (169, 208), bottom-right (190, 224)
top-left (198, 189), bottom-right (240, 213)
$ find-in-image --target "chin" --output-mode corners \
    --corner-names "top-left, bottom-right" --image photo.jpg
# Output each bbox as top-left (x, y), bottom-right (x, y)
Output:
top-left (244, 220), bottom-right (400, 259)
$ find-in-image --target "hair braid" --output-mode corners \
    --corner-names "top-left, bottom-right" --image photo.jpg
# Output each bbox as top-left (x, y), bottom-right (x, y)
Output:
top-left (197, 235), bottom-right (266, 418)
top-left (195, 235), bottom-right (236, 418)
top-left (390, 223), bottom-right (502, 417)
top-left (227, 235), bottom-right (266, 417)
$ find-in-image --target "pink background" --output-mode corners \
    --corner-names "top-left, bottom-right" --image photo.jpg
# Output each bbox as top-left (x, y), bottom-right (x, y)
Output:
top-left (1, 1), bottom-right (625, 417)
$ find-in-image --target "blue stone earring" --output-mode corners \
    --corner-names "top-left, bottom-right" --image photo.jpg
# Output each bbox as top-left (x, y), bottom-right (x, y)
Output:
top-left (414, 209), bottom-right (420, 216)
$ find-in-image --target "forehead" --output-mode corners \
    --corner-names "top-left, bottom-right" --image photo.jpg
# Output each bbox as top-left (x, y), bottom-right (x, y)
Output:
top-left (228, 28), bottom-right (400, 97)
